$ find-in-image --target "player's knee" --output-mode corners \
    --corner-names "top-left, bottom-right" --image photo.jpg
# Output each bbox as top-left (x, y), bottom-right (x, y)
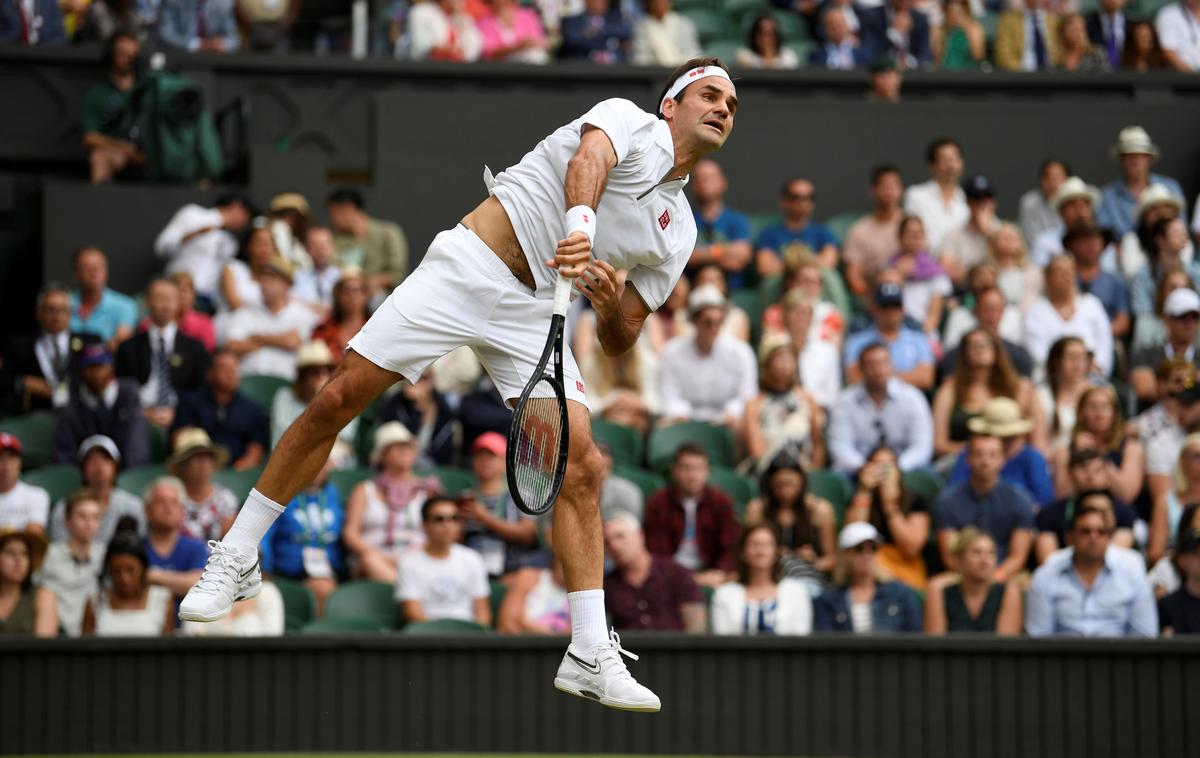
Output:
top-left (306, 381), bottom-right (355, 433)
top-left (565, 440), bottom-right (605, 493)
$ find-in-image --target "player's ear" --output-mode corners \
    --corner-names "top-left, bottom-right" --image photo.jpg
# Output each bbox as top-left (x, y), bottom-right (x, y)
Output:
top-left (660, 97), bottom-right (676, 121)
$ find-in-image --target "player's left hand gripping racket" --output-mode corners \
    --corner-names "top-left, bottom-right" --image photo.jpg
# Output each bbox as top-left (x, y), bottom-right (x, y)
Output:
top-left (507, 275), bottom-right (573, 515)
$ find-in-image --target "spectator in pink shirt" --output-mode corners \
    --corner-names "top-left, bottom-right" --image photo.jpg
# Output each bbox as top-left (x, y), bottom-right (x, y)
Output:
top-left (478, 0), bottom-right (549, 63)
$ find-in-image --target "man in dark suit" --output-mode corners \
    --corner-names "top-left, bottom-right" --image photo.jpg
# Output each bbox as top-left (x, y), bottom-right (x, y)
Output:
top-left (1, 284), bottom-right (100, 414)
top-left (53, 344), bottom-right (149, 467)
top-left (0, 0), bottom-right (66, 45)
top-left (858, 0), bottom-right (932, 68)
top-left (809, 8), bottom-right (872, 69)
top-left (116, 278), bottom-right (209, 429)
top-left (558, 0), bottom-right (632, 63)
top-left (1085, 0), bottom-right (1126, 68)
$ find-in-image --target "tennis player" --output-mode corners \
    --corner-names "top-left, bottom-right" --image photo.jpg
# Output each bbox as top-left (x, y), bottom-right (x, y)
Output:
top-left (180, 57), bottom-right (738, 712)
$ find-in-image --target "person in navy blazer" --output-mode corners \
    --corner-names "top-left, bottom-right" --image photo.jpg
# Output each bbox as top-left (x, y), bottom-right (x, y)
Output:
top-left (558, 0), bottom-right (632, 63)
top-left (808, 8), bottom-right (873, 69)
top-left (156, 0), bottom-right (240, 53)
top-left (858, 0), bottom-right (932, 67)
top-left (0, 0), bottom-right (66, 45)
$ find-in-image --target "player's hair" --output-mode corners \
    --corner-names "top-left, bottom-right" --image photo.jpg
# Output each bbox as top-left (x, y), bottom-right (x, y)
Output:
top-left (327, 187), bottom-right (365, 209)
top-left (870, 163), bottom-right (901, 186)
top-left (672, 442), bottom-right (709, 464)
top-left (925, 137), bottom-right (961, 165)
top-left (654, 56), bottom-right (732, 120)
top-left (421, 495), bottom-right (459, 522)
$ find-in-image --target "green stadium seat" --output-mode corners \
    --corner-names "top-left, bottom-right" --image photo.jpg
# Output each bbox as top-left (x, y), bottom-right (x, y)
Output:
top-left (489, 579), bottom-right (507, 628)
top-left (330, 466), bottom-right (373, 502)
top-left (401, 618), bottom-right (491, 635)
top-left (299, 617), bottom-right (390, 634)
top-left (739, 8), bottom-right (809, 41)
top-left (708, 465), bottom-right (756, 516)
top-left (704, 38), bottom-right (742, 64)
top-left (117, 464), bottom-right (167, 497)
top-left (430, 466), bottom-right (475, 495)
top-left (239, 374), bottom-right (290, 411)
top-left (648, 421), bottom-right (736, 473)
top-left (21, 464), bottom-right (82, 504)
top-left (271, 577), bottom-right (316, 634)
top-left (0, 413), bottom-right (57, 470)
top-left (729, 288), bottom-right (764, 345)
top-left (147, 423), bottom-right (170, 464)
top-left (824, 211), bottom-right (866, 245)
top-left (903, 469), bottom-right (945, 503)
top-left (325, 579), bottom-right (404, 629)
top-left (680, 7), bottom-right (735, 45)
top-left (807, 469), bottom-right (853, 525)
top-left (213, 466), bottom-right (263, 501)
top-left (591, 418), bottom-right (643, 467)
top-left (727, 0), bottom-right (772, 24)
top-left (612, 464), bottom-right (667, 503)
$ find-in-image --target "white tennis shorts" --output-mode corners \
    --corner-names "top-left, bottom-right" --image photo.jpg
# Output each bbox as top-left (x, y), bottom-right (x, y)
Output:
top-left (347, 224), bottom-right (591, 410)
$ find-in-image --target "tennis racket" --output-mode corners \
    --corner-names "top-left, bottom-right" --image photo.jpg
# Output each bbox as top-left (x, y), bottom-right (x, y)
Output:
top-left (507, 275), bottom-right (573, 516)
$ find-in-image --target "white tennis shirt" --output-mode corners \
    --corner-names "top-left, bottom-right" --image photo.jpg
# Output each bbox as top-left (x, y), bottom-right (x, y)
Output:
top-left (490, 98), bottom-right (698, 312)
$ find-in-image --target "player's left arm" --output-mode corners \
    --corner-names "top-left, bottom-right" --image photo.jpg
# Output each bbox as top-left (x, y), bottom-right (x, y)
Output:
top-left (577, 260), bottom-right (651, 357)
top-left (552, 127), bottom-right (619, 278)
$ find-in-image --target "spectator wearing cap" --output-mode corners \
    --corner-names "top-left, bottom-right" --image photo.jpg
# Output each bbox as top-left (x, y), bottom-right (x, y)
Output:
top-left (902, 138), bottom-right (968, 253)
top-left (844, 165), bottom-right (904, 300)
top-left (459, 432), bottom-right (549, 580)
top-left (344, 422), bottom-right (442, 583)
top-left (1029, 176), bottom-right (1107, 270)
top-left (0, 434), bottom-right (50, 534)
top-left (1037, 444), bottom-right (1137, 564)
top-left (266, 192), bottom-right (312, 272)
top-left (844, 280), bottom-right (935, 391)
top-left (1130, 288), bottom-right (1200, 406)
top-left (867, 54), bottom-right (902, 103)
top-left (292, 227), bottom-right (343, 317)
top-left (1118, 183), bottom-right (1190, 280)
top-left (891, 215), bottom-right (952, 339)
top-left (48, 435), bottom-right (145, 543)
top-left (1, 283), bottom-right (100, 414)
top-left (377, 370), bottom-right (457, 468)
top-left (0, 527), bottom-right (57, 638)
top-left (1023, 256), bottom-right (1113, 379)
top-left (995, 0), bottom-right (1061, 72)
top-left (1018, 158), bottom-right (1070, 247)
top-left (755, 178), bottom-right (839, 277)
top-left (35, 490), bottom-right (105, 636)
top-left (809, 8), bottom-right (869, 69)
top-left (116, 278), bottom-right (210, 429)
top-left (261, 452), bottom-right (345, 616)
top-left (1160, 527), bottom-right (1200, 635)
top-left (157, 0), bottom-right (240, 52)
top-left (1026, 495), bottom-right (1157, 637)
top-left (142, 477), bottom-right (208, 608)
top-left (171, 348), bottom-right (269, 471)
top-left (659, 284), bottom-right (757, 427)
top-left (327, 188), bottom-right (409, 300)
top-left (936, 432), bottom-right (1037, 581)
top-left (939, 285), bottom-right (1034, 380)
top-left (710, 522), bottom-right (813, 635)
top-left (603, 512), bottom-right (706, 633)
top-left (939, 175), bottom-right (1002, 289)
top-left (829, 342), bottom-right (934, 474)
top-left (154, 193), bottom-right (255, 306)
top-left (813, 522), bottom-right (923, 633)
top-left (644, 443), bottom-right (740, 588)
top-left (687, 160), bottom-right (753, 289)
top-left (558, 0), bottom-right (633, 64)
top-left (743, 335), bottom-right (825, 472)
top-left (271, 341), bottom-right (357, 467)
top-left (947, 396), bottom-right (1053, 504)
top-left (630, 0), bottom-right (702, 67)
top-left (52, 344), bottom-right (148, 468)
top-left (1065, 222), bottom-right (1130, 340)
top-left (69, 246), bottom-right (137, 348)
top-left (168, 428), bottom-right (238, 542)
top-left (1099, 127), bottom-right (1187, 239)
top-left (1129, 217), bottom-right (1200, 319)
top-left (223, 256), bottom-right (320, 381)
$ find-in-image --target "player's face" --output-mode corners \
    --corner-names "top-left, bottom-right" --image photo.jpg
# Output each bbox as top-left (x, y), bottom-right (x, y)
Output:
top-left (670, 79), bottom-right (737, 152)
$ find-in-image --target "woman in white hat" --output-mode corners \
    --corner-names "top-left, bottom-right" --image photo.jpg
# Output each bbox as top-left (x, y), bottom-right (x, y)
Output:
top-left (342, 422), bottom-right (441, 583)
top-left (1129, 216), bottom-right (1200, 319)
top-left (1118, 183), bottom-right (1188, 279)
top-left (271, 341), bottom-right (358, 467)
top-left (168, 428), bottom-right (238, 543)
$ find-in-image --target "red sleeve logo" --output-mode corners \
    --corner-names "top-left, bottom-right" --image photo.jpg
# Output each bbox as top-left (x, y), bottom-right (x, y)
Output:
top-left (575, 380), bottom-right (586, 393)
top-left (658, 209), bottom-right (671, 230)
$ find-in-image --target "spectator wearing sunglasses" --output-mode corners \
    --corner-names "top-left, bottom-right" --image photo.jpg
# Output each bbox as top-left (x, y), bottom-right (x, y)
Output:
top-left (394, 496), bottom-right (491, 626)
top-left (813, 523), bottom-right (922, 633)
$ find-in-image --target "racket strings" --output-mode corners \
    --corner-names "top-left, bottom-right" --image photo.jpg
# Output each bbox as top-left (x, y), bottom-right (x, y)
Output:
top-left (511, 392), bottom-right (564, 510)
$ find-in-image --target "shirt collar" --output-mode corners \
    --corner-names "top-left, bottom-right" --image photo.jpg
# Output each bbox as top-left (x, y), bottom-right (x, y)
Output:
top-left (651, 120), bottom-right (689, 188)
top-left (1063, 546), bottom-right (1115, 575)
top-left (82, 379), bottom-right (119, 409)
top-left (148, 322), bottom-right (178, 348)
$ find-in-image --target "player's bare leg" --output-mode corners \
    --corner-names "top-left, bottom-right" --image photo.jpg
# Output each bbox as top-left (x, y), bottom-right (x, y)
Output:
top-left (551, 400), bottom-right (660, 712)
top-left (179, 352), bottom-right (400, 621)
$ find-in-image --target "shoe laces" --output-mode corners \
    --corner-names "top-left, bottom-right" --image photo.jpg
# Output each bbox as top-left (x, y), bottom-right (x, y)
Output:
top-left (192, 541), bottom-right (246, 596)
top-left (595, 628), bottom-right (639, 682)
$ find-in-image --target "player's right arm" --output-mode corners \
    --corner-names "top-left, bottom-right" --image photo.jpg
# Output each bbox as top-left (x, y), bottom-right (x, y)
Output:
top-left (551, 127), bottom-right (618, 279)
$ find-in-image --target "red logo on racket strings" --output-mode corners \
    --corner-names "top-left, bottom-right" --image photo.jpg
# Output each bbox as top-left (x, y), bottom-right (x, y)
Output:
top-left (658, 210), bottom-right (671, 230)
top-left (576, 380), bottom-right (586, 393)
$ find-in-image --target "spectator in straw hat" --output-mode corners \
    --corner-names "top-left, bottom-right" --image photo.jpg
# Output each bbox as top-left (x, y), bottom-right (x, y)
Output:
top-left (0, 526), bottom-right (57, 637)
top-left (1029, 176), bottom-right (1109, 270)
top-left (1098, 127), bottom-right (1186, 239)
top-left (946, 396), bottom-right (1053, 507)
top-left (167, 428), bottom-right (238, 542)
top-left (223, 256), bottom-right (320, 381)
top-left (270, 341), bottom-right (357, 467)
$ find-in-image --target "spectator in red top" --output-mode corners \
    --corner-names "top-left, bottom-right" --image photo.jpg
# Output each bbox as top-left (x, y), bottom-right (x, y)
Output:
top-left (643, 443), bottom-right (740, 588)
top-left (602, 513), bottom-right (706, 633)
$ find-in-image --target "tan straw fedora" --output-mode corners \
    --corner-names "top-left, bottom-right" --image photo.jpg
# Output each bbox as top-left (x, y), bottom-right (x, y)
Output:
top-left (966, 397), bottom-right (1034, 438)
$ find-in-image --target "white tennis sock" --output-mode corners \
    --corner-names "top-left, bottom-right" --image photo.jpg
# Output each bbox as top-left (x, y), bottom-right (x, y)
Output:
top-left (567, 589), bottom-right (609, 651)
top-left (222, 488), bottom-right (286, 552)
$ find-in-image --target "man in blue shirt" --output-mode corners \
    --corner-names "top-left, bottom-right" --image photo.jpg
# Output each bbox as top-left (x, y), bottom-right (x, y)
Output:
top-left (947, 397), bottom-right (1053, 505)
top-left (69, 246), bottom-right (137, 346)
top-left (143, 477), bottom-right (209, 614)
top-left (1065, 221), bottom-right (1130, 340)
top-left (172, 348), bottom-right (269, 470)
top-left (936, 433), bottom-right (1036, 582)
top-left (755, 177), bottom-right (839, 277)
top-left (1026, 493), bottom-right (1157, 637)
top-left (688, 159), bottom-right (752, 289)
top-left (260, 460), bottom-right (345, 613)
top-left (843, 282), bottom-right (935, 391)
top-left (1097, 126), bottom-right (1186, 239)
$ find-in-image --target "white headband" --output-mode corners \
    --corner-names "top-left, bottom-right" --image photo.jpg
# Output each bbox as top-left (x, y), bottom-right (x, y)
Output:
top-left (659, 66), bottom-right (735, 115)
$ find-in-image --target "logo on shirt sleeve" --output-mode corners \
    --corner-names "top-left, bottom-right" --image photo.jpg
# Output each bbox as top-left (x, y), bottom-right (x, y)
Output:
top-left (658, 210), bottom-right (671, 230)
top-left (575, 380), bottom-right (586, 393)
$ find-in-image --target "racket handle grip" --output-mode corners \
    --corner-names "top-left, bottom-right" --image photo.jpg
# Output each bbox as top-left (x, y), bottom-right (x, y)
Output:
top-left (552, 275), bottom-right (572, 317)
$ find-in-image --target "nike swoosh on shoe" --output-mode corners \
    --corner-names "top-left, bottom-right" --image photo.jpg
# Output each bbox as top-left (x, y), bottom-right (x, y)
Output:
top-left (237, 560), bottom-right (259, 582)
top-left (567, 651), bottom-right (602, 675)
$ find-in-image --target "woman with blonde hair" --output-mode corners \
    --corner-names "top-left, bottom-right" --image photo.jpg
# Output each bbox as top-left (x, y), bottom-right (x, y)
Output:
top-left (924, 528), bottom-right (1022, 634)
top-left (1050, 386), bottom-right (1144, 503)
top-left (989, 222), bottom-right (1041, 313)
top-left (1149, 433), bottom-right (1200, 565)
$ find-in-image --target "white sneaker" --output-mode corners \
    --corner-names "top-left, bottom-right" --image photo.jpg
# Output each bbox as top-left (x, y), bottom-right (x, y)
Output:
top-left (554, 629), bottom-right (661, 713)
top-left (178, 541), bottom-right (262, 622)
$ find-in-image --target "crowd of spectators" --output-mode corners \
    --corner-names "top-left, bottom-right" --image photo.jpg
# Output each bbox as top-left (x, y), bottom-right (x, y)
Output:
top-left (4, 112), bottom-right (1200, 640)
top-left (2, 0), bottom-right (1198, 75)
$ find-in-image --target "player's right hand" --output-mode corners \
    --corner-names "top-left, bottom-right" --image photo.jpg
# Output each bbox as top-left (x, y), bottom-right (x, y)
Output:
top-left (550, 231), bottom-right (592, 278)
